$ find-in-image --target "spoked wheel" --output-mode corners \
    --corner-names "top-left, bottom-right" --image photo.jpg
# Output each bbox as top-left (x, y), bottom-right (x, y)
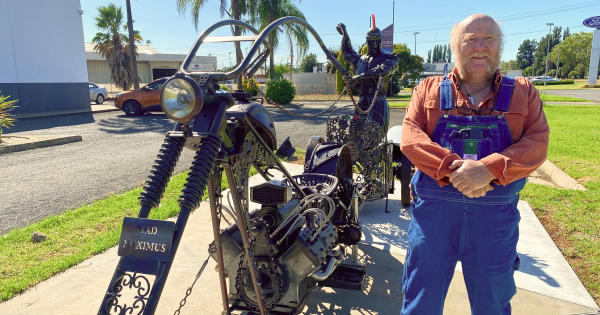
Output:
top-left (123, 101), bottom-right (141, 116)
top-left (95, 94), bottom-right (105, 104)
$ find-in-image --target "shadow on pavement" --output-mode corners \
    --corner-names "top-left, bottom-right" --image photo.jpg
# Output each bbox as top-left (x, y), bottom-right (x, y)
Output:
top-left (516, 252), bottom-right (560, 287)
top-left (97, 112), bottom-right (177, 134)
top-left (5, 113), bottom-right (95, 134)
top-left (303, 244), bottom-right (404, 315)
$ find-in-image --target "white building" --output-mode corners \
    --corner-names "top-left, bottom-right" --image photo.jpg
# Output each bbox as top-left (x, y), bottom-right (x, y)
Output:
top-left (0, 0), bottom-right (89, 115)
top-left (85, 44), bottom-right (217, 91)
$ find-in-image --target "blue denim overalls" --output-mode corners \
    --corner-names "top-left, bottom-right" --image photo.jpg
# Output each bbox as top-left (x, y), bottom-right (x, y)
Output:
top-left (401, 67), bottom-right (527, 315)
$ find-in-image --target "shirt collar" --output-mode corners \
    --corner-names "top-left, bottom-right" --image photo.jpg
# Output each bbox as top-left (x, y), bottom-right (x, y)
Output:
top-left (448, 67), bottom-right (503, 91)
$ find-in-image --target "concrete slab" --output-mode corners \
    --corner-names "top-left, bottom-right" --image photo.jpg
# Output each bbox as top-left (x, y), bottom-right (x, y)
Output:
top-left (0, 162), bottom-right (597, 315)
top-left (358, 186), bottom-right (599, 310)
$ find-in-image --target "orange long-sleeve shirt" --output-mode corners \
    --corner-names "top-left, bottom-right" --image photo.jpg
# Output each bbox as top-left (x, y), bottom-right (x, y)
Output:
top-left (400, 68), bottom-right (550, 186)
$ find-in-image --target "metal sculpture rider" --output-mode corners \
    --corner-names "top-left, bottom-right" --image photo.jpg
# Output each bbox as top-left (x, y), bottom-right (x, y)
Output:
top-left (337, 15), bottom-right (399, 132)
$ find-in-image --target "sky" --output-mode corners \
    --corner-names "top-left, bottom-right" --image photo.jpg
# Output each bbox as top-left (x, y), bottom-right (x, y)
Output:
top-left (80, 0), bottom-right (600, 70)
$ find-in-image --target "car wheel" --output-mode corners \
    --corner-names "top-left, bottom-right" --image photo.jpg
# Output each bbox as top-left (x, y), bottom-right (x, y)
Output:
top-left (95, 94), bottom-right (105, 104)
top-left (123, 101), bottom-right (141, 116)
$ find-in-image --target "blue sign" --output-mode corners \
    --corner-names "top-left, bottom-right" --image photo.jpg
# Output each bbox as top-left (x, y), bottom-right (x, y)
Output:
top-left (583, 16), bottom-right (600, 28)
top-left (381, 24), bottom-right (394, 54)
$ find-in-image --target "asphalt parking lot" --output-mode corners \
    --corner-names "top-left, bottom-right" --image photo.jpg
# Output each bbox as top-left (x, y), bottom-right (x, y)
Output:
top-left (0, 102), bottom-right (405, 234)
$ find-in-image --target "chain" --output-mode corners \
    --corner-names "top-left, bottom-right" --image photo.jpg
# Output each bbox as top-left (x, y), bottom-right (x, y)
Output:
top-left (257, 81), bottom-right (348, 118)
top-left (173, 254), bottom-right (211, 315)
top-left (344, 75), bottom-right (385, 115)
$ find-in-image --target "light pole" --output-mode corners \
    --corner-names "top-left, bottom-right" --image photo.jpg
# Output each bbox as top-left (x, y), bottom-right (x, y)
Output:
top-left (229, 52), bottom-right (232, 68)
top-left (413, 32), bottom-right (419, 56)
top-left (556, 34), bottom-right (561, 78)
top-left (544, 23), bottom-right (554, 86)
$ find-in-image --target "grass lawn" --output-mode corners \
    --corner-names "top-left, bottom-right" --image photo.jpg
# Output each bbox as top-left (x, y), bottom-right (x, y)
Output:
top-left (535, 79), bottom-right (594, 91)
top-left (521, 104), bottom-right (600, 306)
top-left (540, 94), bottom-right (591, 103)
top-left (0, 167), bottom-right (255, 301)
top-left (388, 101), bottom-right (409, 108)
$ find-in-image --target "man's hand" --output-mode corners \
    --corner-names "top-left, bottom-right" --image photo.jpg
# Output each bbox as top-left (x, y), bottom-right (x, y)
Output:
top-left (448, 160), bottom-right (496, 195)
top-left (464, 184), bottom-right (494, 198)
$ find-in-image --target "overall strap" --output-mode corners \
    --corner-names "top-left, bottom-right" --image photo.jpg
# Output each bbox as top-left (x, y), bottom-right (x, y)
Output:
top-left (440, 64), bottom-right (453, 111)
top-left (495, 76), bottom-right (515, 112)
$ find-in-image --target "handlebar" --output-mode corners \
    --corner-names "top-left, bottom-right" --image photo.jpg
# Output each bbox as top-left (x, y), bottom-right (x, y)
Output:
top-left (180, 17), bottom-right (350, 84)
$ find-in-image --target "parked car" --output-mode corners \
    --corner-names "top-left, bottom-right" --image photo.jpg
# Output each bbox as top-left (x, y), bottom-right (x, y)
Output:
top-left (114, 78), bottom-right (168, 116)
top-left (89, 82), bottom-right (107, 104)
top-left (531, 76), bottom-right (560, 83)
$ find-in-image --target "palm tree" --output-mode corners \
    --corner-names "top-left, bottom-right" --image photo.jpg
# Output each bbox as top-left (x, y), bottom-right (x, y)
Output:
top-left (177, 0), bottom-right (246, 89)
top-left (125, 0), bottom-right (139, 89)
top-left (92, 4), bottom-right (142, 91)
top-left (245, 0), bottom-right (309, 80)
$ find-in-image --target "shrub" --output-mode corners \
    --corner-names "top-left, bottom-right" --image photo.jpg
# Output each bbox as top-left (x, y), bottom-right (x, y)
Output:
top-left (265, 79), bottom-right (295, 104)
top-left (532, 80), bottom-right (574, 86)
top-left (0, 92), bottom-right (18, 143)
top-left (219, 84), bottom-right (230, 91)
top-left (242, 77), bottom-right (260, 96)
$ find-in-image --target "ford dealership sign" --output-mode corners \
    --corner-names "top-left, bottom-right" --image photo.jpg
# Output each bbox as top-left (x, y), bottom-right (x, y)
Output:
top-left (583, 16), bottom-right (600, 28)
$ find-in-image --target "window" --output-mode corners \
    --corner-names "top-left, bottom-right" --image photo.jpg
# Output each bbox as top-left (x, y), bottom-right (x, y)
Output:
top-left (147, 80), bottom-right (166, 90)
top-left (89, 83), bottom-right (97, 88)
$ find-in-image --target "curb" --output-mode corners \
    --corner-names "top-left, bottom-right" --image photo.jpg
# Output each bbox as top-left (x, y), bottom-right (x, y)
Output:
top-left (536, 160), bottom-right (586, 190)
top-left (0, 135), bottom-right (82, 154)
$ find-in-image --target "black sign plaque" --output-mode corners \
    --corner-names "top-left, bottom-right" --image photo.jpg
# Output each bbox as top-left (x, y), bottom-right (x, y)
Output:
top-left (117, 217), bottom-right (175, 262)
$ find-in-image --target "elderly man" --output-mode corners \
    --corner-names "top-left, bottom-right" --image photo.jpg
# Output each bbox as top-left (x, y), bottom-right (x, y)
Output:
top-left (400, 14), bottom-right (549, 315)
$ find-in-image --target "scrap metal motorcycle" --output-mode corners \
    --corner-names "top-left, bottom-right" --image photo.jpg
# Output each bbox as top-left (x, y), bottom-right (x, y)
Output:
top-left (98, 17), bottom-right (411, 315)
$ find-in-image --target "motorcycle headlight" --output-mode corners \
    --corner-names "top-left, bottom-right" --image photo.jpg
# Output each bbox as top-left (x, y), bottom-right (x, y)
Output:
top-left (160, 75), bottom-right (203, 123)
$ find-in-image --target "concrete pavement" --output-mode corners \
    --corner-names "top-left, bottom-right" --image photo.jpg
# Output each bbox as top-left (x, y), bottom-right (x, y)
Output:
top-left (0, 162), bottom-right (597, 315)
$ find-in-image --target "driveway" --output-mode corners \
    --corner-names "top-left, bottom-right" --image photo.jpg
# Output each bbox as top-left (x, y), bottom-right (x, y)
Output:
top-left (0, 102), bottom-right (405, 235)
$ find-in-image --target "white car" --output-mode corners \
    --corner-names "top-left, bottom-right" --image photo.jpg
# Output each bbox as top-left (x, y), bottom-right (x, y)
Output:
top-left (531, 76), bottom-right (560, 83)
top-left (89, 82), bottom-right (107, 104)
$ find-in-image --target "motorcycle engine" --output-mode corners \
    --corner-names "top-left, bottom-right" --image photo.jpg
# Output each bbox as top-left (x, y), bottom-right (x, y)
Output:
top-left (211, 179), bottom-right (345, 314)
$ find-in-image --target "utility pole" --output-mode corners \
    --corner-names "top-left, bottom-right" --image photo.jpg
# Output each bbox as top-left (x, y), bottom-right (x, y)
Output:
top-left (556, 34), bottom-right (561, 78)
top-left (544, 22), bottom-right (554, 87)
top-left (532, 56), bottom-right (536, 79)
top-left (229, 52), bottom-right (232, 68)
top-left (289, 35), bottom-right (294, 81)
top-left (413, 32), bottom-right (419, 55)
top-left (126, 0), bottom-right (139, 89)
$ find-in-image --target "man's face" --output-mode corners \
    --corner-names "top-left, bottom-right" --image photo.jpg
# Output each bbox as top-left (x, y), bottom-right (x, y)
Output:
top-left (456, 17), bottom-right (501, 80)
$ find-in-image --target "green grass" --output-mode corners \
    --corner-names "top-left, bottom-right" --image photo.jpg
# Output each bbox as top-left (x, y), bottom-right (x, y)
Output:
top-left (388, 94), bottom-right (412, 100)
top-left (388, 101), bottom-right (409, 108)
top-left (535, 79), bottom-right (589, 90)
top-left (540, 94), bottom-right (591, 103)
top-left (521, 104), bottom-right (600, 305)
top-left (0, 167), bottom-right (256, 301)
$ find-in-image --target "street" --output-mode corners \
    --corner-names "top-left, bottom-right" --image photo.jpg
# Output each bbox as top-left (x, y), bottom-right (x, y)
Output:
top-left (544, 88), bottom-right (600, 101)
top-left (0, 102), bottom-right (405, 235)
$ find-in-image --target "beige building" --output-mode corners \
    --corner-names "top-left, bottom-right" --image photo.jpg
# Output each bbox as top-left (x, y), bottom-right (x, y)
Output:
top-left (85, 43), bottom-right (216, 94)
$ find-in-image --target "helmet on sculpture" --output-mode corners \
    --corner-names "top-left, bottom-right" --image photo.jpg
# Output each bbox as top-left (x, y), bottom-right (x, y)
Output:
top-left (366, 14), bottom-right (382, 55)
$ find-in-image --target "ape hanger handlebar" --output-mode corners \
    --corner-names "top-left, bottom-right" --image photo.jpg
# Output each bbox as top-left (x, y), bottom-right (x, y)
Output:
top-left (180, 17), bottom-right (350, 85)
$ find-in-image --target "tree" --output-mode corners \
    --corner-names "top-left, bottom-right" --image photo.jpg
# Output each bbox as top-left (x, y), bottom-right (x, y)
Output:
top-left (516, 39), bottom-right (537, 69)
top-left (563, 27), bottom-right (571, 40)
top-left (325, 47), bottom-right (340, 74)
top-left (442, 45), bottom-right (447, 62)
top-left (266, 63), bottom-right (290, 79)
top-left (427, 50), bottom-right (431, 63)
top-left (447, 48), bottom-right (452, 63)
top-left (177, 0), bottom-right (246, 89)
top-left (523, 66), bottom-right (533, 77)
top-left (92, 4), bottom-right (142, 91)
top-left (125, 0), bottom-right (139, 89)
top-left (299, 53), bottom-right (318, 72)
top-left (392, 43), bottom-right (425, 82)
top-left (246, 0), bottom-right (309, 81)
top-left (533, 26), bottom-right (562, 75)
top-left (548, 31), bottom-right (593, 79)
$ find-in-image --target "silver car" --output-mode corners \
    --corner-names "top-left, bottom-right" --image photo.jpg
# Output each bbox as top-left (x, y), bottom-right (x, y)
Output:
top-left (89, 82), bottom-right (107, 104)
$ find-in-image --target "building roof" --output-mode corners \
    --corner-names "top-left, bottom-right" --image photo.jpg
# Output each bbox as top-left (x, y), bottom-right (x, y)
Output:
top-left (84, 43), bottom-right (216, 65)
top-left (84, 43), bottom-right (160, 54)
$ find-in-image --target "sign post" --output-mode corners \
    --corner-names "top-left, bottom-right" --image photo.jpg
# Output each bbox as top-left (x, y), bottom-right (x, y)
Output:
top-left (583, 16), bottom-right (600, 84)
